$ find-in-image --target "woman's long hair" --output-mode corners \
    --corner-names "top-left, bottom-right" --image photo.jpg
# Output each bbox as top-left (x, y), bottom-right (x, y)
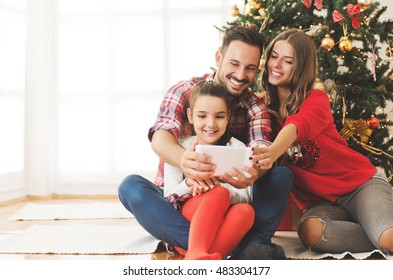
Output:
top-left (260, 29), bottom-right (318, 164)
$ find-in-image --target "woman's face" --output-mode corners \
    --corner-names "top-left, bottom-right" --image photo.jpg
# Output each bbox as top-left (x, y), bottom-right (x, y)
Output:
top-left (187, 95), bottom-right (229, 145)
top-left (267, 40), bottom-right (295, 89)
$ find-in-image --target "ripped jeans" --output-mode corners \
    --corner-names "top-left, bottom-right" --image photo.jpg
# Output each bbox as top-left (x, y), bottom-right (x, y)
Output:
top-left (297, 175), bottom-right (393, 254)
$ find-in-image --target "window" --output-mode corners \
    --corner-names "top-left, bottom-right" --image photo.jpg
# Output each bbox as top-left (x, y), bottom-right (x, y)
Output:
top-left (0, 0), bottom-right (234, 198)
top-left (54, 0), bottom-right (232, 193)
top-left (0, 0), bottom-right (26, 200)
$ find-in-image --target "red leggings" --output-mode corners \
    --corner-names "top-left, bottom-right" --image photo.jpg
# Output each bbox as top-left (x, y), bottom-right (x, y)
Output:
top-left (180, 186), bottom-right (254, 260)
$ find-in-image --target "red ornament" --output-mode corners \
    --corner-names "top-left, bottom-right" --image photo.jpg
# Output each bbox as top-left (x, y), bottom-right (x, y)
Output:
top-left (367, 116), bottom-right (380, 129)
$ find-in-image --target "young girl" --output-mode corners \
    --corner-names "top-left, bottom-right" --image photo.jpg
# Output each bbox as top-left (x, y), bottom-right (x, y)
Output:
top-left (252, 29), bottom-right (393, 254)
top-left (164, 80), bottom-right (255, 260)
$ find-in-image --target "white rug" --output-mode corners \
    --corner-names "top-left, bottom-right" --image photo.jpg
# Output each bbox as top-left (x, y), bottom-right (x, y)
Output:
top-left (9, 202), bottom-right (133, 221)
top-left (0, 224), bottom-right (160, 255)
top-left (4, 203), bottom-right (391, 258)
top-left (0, 225), bottom-right (390, 259)
top-left (272, 231), bottom-right (393, 260)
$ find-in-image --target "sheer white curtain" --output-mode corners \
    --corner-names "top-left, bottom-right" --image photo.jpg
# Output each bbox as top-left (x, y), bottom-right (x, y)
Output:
top-left (53, 0), bottom-right (232, 194)
top-left (0, 0), bottom-right (26, 201)
top-left (2, 0), bottom-right (232, 198)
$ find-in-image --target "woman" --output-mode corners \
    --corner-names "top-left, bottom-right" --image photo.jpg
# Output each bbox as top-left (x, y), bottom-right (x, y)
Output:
top-left (252, 28), bottom-right (393, 254)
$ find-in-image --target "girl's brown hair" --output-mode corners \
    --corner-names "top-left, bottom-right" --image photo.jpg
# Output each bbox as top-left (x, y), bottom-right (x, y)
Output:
top-left (189, 80), bottom-right (230, 112)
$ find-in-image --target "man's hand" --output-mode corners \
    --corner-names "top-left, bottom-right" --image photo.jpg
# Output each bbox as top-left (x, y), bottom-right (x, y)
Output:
top-left (182, 140), bottom-right (221, 194)
top-left (180, 139), bottom-right (217, 183)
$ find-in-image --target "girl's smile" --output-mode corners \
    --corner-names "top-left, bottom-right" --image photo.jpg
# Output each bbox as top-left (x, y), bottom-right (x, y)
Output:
top-left (187, 95), bottom-right (229, 145)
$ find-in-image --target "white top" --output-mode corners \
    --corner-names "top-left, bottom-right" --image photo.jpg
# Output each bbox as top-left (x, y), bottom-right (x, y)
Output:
top-left (164, 136), bottom-right (253, 205)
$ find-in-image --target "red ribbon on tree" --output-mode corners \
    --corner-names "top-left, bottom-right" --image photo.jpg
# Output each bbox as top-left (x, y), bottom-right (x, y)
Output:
top-left (332, 10), bottom-right (343, 25)
top-left (303, 0), bottom-right (311, 8)
top-left (314, 0), bottom-right (323, 10)
top-left (347, 4), bottom-right (361, 29)
top-left (302, 0), bottom-right (323, 10)
top-left (332, 4), bottom-right (361, 29)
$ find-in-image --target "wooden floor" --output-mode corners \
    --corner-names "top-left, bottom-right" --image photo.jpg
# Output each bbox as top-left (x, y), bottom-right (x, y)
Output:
top-left (0, 195), bottom-right (183, 260)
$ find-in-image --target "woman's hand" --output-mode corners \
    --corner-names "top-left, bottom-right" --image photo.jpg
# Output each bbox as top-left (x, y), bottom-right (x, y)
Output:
top-left (252, 124), bottom-right (297, 170)
top-left (251, 146), bottom-right (278, 170)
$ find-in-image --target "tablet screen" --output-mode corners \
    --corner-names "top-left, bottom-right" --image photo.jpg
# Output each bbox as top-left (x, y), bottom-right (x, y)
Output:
top-left (195, 145), bottom-right (253, 178)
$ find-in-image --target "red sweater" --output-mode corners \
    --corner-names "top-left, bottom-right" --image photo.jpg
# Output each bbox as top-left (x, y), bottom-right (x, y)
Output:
top-left (282, 89), bottom-right (376, 211)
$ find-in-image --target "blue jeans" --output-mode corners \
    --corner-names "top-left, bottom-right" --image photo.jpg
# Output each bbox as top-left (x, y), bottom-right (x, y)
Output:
top-left (118, 166), bottom-right (293, 250)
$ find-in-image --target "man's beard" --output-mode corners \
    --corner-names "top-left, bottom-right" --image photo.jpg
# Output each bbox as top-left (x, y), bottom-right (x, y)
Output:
top-left (216, 71), bottom-right (249, 97)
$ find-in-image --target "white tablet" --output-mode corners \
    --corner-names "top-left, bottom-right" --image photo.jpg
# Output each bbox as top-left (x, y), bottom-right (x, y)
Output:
top-left (195, 145), bottom-right (253, 178)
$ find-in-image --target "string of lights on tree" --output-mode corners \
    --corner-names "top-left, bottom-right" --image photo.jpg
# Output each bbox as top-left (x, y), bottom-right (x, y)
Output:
top-left (226, 0), bottom-right (393, 182)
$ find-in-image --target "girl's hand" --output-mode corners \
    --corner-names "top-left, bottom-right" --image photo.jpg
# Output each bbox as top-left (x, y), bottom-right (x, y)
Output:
top-left (185, 177), bottom-right (220, 196)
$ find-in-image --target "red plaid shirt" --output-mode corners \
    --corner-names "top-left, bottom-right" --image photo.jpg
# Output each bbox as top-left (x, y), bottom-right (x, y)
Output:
top-left (148, 73), bottom-right (272, 187)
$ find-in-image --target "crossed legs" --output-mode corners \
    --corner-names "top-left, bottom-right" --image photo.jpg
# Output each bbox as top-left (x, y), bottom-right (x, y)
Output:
top-left (297, 177), bottom-right (393, 253)
top-left (182, 187), bottom-right (254, 260)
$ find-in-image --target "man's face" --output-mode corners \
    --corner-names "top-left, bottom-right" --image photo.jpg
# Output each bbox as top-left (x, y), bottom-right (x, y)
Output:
top-left (214, 40), bottom-right (261, 99)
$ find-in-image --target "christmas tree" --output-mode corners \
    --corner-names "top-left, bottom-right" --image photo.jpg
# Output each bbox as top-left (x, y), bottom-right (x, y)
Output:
top-left (227, 0), bottom-right (393, 184)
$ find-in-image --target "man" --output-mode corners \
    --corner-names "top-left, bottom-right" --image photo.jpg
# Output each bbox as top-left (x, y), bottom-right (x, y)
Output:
top-left (118, 25), bottom-right (293, 259)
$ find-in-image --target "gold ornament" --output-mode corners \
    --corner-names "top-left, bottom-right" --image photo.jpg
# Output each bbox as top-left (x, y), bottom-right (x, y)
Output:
top-left (321, 34), bottom-right (335, 51)
top-left (324, 79), bottom-right (336, 91)
top-left (339, 118), bottom-right (373, 143)
top-left (245, 0), bottom-right (261, 15)
top-left (357, 0), bottom-right (374, 10)
top-left (385, 46), bottom-right (393, 59)
top-left (339, 37), bottom-right (352, 52)
top-left (248, 0), bottom-right (261, 10)
top-left (313, 78), bottom-right (327, 91)
top-left (258, 8), bottom-right (267, 17)
top-left (231, 5), bottom-right (240, 17)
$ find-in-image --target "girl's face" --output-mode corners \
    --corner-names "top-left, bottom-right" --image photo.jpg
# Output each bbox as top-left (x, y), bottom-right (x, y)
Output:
top-left (267, 40), bottom-right (295, 89)
top-left (187, 95), bottom-right (229, 145)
